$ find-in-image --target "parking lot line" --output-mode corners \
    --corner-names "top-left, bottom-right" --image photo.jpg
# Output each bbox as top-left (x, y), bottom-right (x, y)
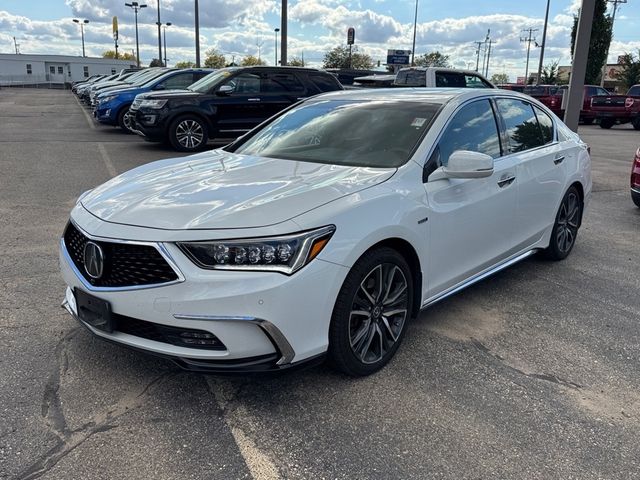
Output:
top-left (73, 94), bottom-right (95, 130)
top-left (97, 143), bottom-right (118, 178)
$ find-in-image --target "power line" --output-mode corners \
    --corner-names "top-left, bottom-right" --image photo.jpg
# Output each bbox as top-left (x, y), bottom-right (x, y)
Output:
top-left (520, 27), bottom-right (538, 84)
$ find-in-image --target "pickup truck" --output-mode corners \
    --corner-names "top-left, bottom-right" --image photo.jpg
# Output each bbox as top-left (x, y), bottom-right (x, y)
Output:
top-left (353, 67), bottom-right (495, 89)
top-left (590, 85), bottom-right (640, 130)
top-left (523, 84), bottom-right (609, 124)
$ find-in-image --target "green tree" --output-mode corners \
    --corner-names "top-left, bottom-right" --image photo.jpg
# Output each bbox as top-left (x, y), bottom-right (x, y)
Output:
top-left (322, 46), bottom-right (374, 69)
top-left (149, 58), bottom-right (163, 67)
top-left (102, 50), bottom-right (136, 61)
top-left (204, 48), bottom-right (226, 69)
top-left (414, 51), bottom-right (450, 68)
top-left (241, 55), bottom-right (266, 66)
top-left (288, 56), bottom-right (305, 67)
top-left (490, 73), bottom-right (509, 84)
top-left (570, 0), bottom-right (612, 84)
top-left (175, 61), bottom-right (196, 68)
top-left (540, 60), bottom-right (559, 84)
top-left (615, 51), bottom-right (640, 90)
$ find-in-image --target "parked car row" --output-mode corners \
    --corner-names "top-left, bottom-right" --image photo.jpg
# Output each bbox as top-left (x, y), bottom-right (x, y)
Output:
top-left (72, 66), bottom-right (345, 152)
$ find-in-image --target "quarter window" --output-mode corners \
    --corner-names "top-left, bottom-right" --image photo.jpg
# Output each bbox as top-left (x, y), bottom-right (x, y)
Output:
top-left (432, 100), bottom-right (501, 167)
top-left (496, 98), bottom-right (544, 153)
top-left (533, 106), bottom-right (554, 144)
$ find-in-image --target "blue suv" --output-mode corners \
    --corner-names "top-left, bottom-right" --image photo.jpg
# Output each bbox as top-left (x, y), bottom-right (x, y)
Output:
top-left (94, 68), bottom-right (212, 131)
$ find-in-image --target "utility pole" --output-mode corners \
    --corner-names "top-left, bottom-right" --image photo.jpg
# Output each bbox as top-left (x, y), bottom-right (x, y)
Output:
top-left (536, 0), bottom-right (551, 85)
top-left (520, 27), bottom-right (538, 84)
top-left (162, 22), bottom-right (171, 66)
top-left (474, 41), bottom-right (483, 72)
top-left (281, 0), bottom-right (287, 66)
top-left (600, 0), bottom-right (627, 87)
top-left (411, 0), bottom-right (419, 66)
top-left (565, 0), bottom-right (596, 131)
top-left (13, 36), bottom-right (19, 54)
top-left (195, 0), bottom-right (200, 67)
top-left (156, 0), bottom-right (162, 65)
top-left (481, 30), bottom-right (490, 76)
top-left (485, 39), bottom-right (492, 77)
top-left (256, 36), bottom-right (264, 62)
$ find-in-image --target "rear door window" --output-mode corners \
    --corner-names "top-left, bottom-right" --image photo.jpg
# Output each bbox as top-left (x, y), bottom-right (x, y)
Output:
top-left (395, 69), bottom-right (426, 86)
top-left (435, 72), bottom-right (466, 88)
top-left (262, 73), bottom-right (305, 94)
top-left (496, 98), bottom-right (544, 153)
top-left (533, 106), bottom-right (554, 144)
top-left (161, 73), bottom-right (197, 90)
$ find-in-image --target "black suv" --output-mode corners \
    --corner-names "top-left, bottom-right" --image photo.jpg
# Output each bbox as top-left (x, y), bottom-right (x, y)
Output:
top-left (130, 66), bottom-right (344, 151)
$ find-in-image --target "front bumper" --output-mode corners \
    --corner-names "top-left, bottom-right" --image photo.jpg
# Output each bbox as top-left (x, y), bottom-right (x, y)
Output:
top-left (59, 218), bottom-right (348, 372)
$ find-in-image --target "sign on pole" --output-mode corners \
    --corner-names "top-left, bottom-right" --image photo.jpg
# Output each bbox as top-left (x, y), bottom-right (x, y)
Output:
top-left (386, 49), bottom-right (411, 65)
top-left (347, 27), bottom-right (355, 45)
top-left (112, 16), bottom-right (118, 40)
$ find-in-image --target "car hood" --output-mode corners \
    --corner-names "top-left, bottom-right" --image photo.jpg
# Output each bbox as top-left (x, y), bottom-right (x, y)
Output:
top-left (80, 150), bottom-right (394, 230)
top-left (136, 89), bottom-right (202, 101)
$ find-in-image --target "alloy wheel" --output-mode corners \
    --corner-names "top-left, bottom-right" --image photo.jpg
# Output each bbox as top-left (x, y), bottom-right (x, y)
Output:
top-left (348, 263), bottom-right (409, 364)
top-left (175, 119), bottom-right (204, 149)
top-left (556, 191), bottom-right (580, 254)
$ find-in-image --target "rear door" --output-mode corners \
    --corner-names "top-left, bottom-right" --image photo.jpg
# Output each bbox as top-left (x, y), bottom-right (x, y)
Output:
top-left (260, 71), bottom-right (307, 118)
top-left (495, 98), bottom-right (568, 249)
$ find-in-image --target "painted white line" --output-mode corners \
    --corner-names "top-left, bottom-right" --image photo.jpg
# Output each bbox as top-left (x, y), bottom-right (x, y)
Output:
top-left (230, 425), bottom-right (281, 480)
top-left (73, 93), bottom-right (95, 130)
top-left (98, 143), bottom-right (118, 178)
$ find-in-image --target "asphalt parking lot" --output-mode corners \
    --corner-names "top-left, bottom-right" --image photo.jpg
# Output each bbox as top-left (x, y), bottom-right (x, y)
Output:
top-left (1, 88), bottom-right (639, 480)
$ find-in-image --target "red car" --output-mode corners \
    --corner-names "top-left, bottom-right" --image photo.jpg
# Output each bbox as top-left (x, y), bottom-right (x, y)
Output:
top-left (632, 148), bottom-right (640, 207)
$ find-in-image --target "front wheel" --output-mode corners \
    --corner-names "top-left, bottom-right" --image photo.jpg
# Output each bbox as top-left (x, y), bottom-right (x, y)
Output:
top-left (117, 106), bottom-right (132, 132)
top-left (169, 115), bottom-right (209, 152)
top-left (631, 116), bottom-right (640, 131)
top-left (544, 186), bottom-right (583, 260)
top-left (328, 248), bottom-right (413, 376)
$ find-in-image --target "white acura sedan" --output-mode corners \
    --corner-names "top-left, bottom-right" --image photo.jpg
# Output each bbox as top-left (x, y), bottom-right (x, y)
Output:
top-left (60, 88), bottom-right (591, 376)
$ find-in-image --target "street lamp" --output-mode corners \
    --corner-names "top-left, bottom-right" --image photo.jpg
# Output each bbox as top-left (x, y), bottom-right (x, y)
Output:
top-left (72, 19), bottom-right (89, 57)
top-left (411, 0), bottom-right (418, 66)
top-left (156, 0), bottom-right (162, 66)
top-left (161, 22), bottom-right (172, 67)
top-left (274, 28), bottom-right (280, 66)
top-left (125, 2), bottom-right (147, 67)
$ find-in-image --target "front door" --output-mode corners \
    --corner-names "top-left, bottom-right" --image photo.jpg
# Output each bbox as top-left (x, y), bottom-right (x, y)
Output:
top-left (423, 99), bottom-right (518, 297)
top-left (213, 71), bottom-right (267, 137)
top-left (46, 63), bottom-right (67, 83)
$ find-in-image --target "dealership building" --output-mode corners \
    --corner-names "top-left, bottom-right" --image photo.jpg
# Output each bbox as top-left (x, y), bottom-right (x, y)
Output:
top-left (0, 53), bottom-right (136, 87)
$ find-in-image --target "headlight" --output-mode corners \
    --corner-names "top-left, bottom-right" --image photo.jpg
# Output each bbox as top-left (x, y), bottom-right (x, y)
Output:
top-left (100, 94), bottom-right (118, 103)
top-left (139, 99), bottom-right (168, 109)
top-left (177, 225), bottom-right (335, 275)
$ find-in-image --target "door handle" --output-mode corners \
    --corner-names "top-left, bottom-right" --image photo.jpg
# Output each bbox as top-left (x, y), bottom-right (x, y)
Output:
top-left (554, 155), bottom-right (565, 165)
top-left (497, 175), bottom-right (516, 188)
top-left (247, 98), bottom-right (261, 102)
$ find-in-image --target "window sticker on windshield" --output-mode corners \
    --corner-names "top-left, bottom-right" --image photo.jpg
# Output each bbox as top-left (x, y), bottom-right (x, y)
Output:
top-left (411, 118), bottom-right (427, 128)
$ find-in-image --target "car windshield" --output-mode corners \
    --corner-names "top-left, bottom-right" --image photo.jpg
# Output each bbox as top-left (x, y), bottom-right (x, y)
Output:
top-left (136, 69), bottom-right (172, 86)
top-left (189, 69), bottom-right (236, 93)
top-left (233, 99), bottom-right (440, 168)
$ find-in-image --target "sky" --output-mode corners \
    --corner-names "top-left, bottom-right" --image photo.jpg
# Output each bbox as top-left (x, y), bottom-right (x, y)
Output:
top-left (1, 0), bottom-right (639, 81)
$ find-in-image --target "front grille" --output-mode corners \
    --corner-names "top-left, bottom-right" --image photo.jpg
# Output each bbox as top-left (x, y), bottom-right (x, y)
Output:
top-left (63, 222), bottom-right (179, 288)
top-left (115, 314), bottom-right (226, 350)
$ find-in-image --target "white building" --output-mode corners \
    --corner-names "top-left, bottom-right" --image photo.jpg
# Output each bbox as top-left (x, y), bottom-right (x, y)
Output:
top-left (0, 54), bottom-right (136, 87)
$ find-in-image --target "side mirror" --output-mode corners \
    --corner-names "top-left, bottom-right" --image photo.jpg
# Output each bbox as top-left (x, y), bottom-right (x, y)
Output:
top-left (428, 150), bottom-right (494, 182)
top-left (216, 85), bottom-right (234, 96)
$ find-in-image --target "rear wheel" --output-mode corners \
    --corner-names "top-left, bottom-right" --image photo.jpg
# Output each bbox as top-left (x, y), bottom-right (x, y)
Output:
top-left (544, 186), bottom-right (583, 260)
top-left (631, 116), bottom-right (640, 131)
top-left (599, 118), bottom-right (615, 129)
top-left (328, 248), bottom-right (413, 376)
top-left (169, 115), bottom-right (209, 152)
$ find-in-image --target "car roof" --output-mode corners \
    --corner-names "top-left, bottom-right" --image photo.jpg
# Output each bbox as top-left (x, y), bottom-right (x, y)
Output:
top-left (309, 87), bottom-right (527, 105)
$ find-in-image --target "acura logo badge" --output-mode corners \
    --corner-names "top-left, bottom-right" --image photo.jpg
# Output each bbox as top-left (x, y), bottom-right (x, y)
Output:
top-left (83, 241), bottom-right (104, 279)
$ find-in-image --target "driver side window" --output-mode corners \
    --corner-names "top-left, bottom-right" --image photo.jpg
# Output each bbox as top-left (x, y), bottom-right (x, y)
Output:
top-left (225, 73), bottom-right (261, 94)
top-left (429, 99), bottom-right (501, 171)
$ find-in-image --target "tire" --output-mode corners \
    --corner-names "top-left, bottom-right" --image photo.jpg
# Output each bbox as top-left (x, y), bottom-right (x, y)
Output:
top-left (122, 110), bottom-right (135, 133)
top-left (581, 118), bottom-right (594, 125)
top-left (169, 115), bottom-right (209, 152)
top-left (116, 106), bottom-right (132, 132)
top-left (328, 247), bottom-right (413, 376)
top-left (632, 190), bottom-right (640, 208)
top-left (631, 116), bottom-right (640, 131)
top-left (599, 118), bottom-right (615, 129)
top-left (544, 186), bottom-right (583, 261)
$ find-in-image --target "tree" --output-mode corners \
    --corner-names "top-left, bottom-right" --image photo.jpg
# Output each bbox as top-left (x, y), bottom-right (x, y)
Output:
top-left (149, 58), bottom-right (163, 67)
top-left (175, 61), bottom-right (196, 68)
top-left (490, 73), bottom-right (510, 84)
top-left (570, 0), bottom-right (612, 84)
top-left (204, 48), bottom-right (226, 69)
top-left (288, 56), bottom-right (305, 67)
top-left (540, 60), bottom-right (559, 84)
top-left (241, 55), bottom-right (266, 66)
top-left (414, 51), bottom-right (450, 68)
top-left (616, 51), bottom-right (640, 90)
top-left (102, 50), bottom-right (136, 61)
top-left (322, 46), bottom-right (374, 70)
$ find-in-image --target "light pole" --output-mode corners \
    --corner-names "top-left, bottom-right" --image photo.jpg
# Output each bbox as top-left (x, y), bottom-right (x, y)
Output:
top-left (162, 22), bottom-right (172, 66)
top-left (156, 0), bottom-right (162, 65)
top-left (125, 2), bottom-right (147, 67)
top-left (274, 28), bottom-right (280, 66)
top-left (195, 0), bottom-right (200, 67)
top-left (281, 0), bottom-right (287, 66)
top-left (411, 0), bottom-right (419, 66)
top-left (72, 19), bottom-right (89, 57)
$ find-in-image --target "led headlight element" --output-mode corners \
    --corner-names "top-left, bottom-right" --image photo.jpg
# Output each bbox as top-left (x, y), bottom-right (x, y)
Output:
top-left (139, 99), bottom-right (168, 109)
top-left (177, 225), bottom-right (335, 274)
